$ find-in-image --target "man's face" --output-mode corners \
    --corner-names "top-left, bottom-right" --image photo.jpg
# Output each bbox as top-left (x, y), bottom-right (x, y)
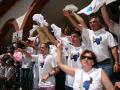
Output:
top-left (89, 18), bottom-right (101, 31)
top-left (40, 43), bottom-right (48, 55)
top-left (71, 33), bottom-right (80, 44)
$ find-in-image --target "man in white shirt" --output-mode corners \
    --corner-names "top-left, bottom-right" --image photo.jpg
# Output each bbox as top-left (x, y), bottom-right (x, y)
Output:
top-left (63, 11), bottom-right (119, 83)
top-left (32, 42), bottom-right (59, 90)
top-left (41, 26), bottom-right (88, 90)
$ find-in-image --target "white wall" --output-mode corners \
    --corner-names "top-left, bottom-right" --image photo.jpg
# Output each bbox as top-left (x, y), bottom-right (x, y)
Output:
top-left (0, 0), bottom-right (34, 30)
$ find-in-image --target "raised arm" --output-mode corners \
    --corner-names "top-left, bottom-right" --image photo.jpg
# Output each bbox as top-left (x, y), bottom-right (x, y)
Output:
top-left (40, 26), bottom-right (58, 46)
top-left (100, 4), bottom-right (114, 30)
top-left (63, 10), bottom-right (87, 32)
top-left (57, 41), bottom-right (75, 76)
top-left (16, 48), bottom-right (32, 59)
top-left (72, 12), bottom-right (87, 28)
top-left (63, 11), bottom-right (79, 29)
top-left (18, 40), bottom-right (36, 49)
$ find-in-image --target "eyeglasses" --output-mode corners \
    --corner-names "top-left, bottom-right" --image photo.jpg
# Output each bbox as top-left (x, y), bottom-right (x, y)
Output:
top-left (81, 56), bottom-right (93, 60)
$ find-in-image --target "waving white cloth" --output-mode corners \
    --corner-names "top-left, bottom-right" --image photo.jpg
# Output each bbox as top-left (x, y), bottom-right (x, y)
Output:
top-left (29, 25), bottom-right (39, 37)
top-left (32, 14), bottom-right (48, 27)
top-left (51, 24), bottom-right (71, 45)
top-left (51, 24), bottom-right (62, 38)
top-left (63, 4), bottom-right (78, 12)
top-left (77, 0), bottom-right (106, 15)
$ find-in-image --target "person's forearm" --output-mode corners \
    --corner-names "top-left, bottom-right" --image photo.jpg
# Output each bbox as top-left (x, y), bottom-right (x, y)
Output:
top-left (57, 48), bottom-right (75, 76)
top-left (101, 4), bottom-right (114, 29)
top-left (19, 40), bottom-right (28, 47)
top-left (66, 15), bottom-right (79, 29)
top-left (21, 49), bottom-right (32, 59)
top-left (40, 26), bottom-right (58, 46)
top-left (112, 47), bottom-right (119, 63)
top-left (72, 12), bottom-right (86, 27)
top-left (68, 12), bottom-right (86, 32)
top-left (57, 49), bottom-right (63, 66)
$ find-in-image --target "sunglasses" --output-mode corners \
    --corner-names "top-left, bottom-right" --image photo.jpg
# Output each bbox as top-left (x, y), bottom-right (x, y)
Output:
top-left (81, 56), bottom-right (93, 60)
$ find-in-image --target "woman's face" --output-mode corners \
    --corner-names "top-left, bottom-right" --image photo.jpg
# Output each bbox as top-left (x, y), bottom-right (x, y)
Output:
top-left (81, 53), bottom-right (94, 69)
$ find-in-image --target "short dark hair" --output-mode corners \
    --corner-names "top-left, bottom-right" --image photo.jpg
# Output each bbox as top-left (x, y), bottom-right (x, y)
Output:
top-left (41, 42), bottom-right (50, 50)
top-left (71, 30), bottom-right (81, 37)
top-left (88, 14), bottom-right (103, 28)
top-left (89, 14), bottom-right (100, 22)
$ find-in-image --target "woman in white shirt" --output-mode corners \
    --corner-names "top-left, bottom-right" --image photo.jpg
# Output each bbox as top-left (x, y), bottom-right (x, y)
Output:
top-left (57, 42), bottom-right (114, 90)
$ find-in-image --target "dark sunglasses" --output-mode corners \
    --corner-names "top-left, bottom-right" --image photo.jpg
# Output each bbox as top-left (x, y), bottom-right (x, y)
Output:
top-left (81, 56), bottom-right (93, 60)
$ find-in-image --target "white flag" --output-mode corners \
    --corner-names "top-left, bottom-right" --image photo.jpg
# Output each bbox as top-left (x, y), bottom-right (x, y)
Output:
top-left (77, 0), bottom-right (106, 15)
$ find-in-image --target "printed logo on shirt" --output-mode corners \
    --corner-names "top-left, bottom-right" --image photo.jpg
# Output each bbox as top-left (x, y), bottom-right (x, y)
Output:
top-left (40, 62), bottom-right (44, 68)
top-left (87, 6), bottom-right (92, 13)
top-left (83, 77), bottom-right (93, 90)
top-left (93, 36), bottom-right (102, 45)
top-left (70, 52), bottom-right (80, 61)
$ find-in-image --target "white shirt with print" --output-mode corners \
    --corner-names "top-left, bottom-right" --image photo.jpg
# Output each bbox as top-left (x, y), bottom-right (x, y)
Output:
top-left (32, 54), bottom-right (57, 87)
top-left (73, 68), bottom-right (103, 90)
top-left (62, 40), bottom-right (88, 87)
top-left (82, 28), bottom-right (118, 62)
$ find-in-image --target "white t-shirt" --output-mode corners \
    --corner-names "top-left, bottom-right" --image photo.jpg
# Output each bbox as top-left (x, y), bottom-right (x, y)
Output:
top-left (21, 55), bottom-right (33, 68)
top-left (62, 41), bottom-right (88, 87)
top-left (32, 54), bottom-right (57, 87)
top-left (73, 68), bottom-right (103, 90)
top-left (49, 44), bottom-right (57, 58)
top-left (82, 28), bottom-right (118, 62)
top-left (21, 47), bottom-right (33, 68)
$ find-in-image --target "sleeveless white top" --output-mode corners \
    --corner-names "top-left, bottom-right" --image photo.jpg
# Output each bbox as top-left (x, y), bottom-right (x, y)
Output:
top-left (73, 68), bottom-right (104, 90)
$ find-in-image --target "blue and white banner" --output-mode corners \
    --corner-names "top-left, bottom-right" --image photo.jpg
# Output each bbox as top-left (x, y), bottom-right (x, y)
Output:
top-left (77, 0), bottom-right (106, 15)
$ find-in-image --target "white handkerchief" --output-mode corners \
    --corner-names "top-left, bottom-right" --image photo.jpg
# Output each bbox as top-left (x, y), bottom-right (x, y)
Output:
top-left (29, 25), bottom-right (39, 37)
top-left (32, 14), bottom-right (48, 27)
top-left (63, 4), bottom-right (78, 12)
top-left (51, 24), bottom-right (62, 38)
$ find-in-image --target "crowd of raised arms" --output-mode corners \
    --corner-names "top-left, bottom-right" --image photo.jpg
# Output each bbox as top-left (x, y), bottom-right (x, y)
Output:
top-left (0, 0), bottom-right (120, 90)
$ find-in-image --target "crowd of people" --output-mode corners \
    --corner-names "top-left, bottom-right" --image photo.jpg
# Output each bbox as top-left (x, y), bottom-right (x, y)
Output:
top-left (0, 0), bottom-right (120, 90)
